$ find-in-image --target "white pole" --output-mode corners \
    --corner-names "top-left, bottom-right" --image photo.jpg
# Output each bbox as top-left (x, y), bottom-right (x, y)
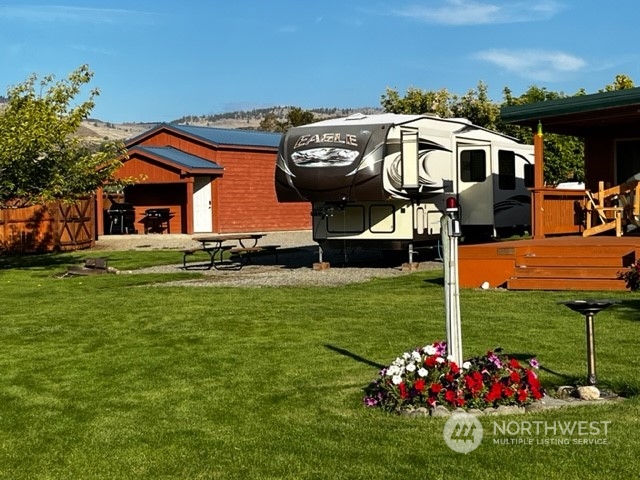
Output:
top-left (441, 213), bottom-right (463, 366)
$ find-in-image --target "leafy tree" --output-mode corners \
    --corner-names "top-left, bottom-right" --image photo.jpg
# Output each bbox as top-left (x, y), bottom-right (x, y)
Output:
top-left (380, 86), bottom-right (454, 117)
top-left (601, 74), bottom-right (634, 92)
top-left (258, 112), bottom-right (286, 132)
top-left (501, 85), bottom-right (584, 185)
top-left (0, 65), bottom-right (128, 207)
top-left (287, 107), bottom-right (315, 128)
top-left (258, 107), bottom-right (315, 133)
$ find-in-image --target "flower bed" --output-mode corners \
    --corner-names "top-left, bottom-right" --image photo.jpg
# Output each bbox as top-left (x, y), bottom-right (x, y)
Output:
top-left (363, 341), bottom-right (543, 414)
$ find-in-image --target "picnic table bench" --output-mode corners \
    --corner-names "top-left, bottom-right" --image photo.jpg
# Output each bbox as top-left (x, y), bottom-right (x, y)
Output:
top-left (184, 234), bottom-right (275, 270)
top-left (182, 244), bottom-right (236, 270)
top-left (229, 244), bottom-right (281, 265)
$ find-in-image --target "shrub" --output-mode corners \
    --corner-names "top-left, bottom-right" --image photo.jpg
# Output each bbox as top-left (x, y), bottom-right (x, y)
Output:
top-left (621, 260), bottom-right (640, 291)
top-left (363, 341), bottom-right (543, 413)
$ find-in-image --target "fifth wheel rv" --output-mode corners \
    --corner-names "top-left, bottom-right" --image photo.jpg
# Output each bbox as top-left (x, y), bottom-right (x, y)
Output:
top-left (275, 113), bottom-right (534, 258)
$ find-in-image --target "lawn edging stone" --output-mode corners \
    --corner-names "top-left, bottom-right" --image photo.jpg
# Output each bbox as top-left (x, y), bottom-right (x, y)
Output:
top-left (399, 394), bottom-right (625, 418)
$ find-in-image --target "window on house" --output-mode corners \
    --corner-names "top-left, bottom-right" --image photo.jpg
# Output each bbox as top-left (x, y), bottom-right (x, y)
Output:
top-left (616, 139), bottom-right (640, 183)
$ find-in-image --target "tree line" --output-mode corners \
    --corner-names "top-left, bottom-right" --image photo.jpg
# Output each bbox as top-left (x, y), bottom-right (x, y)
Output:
top-left (0, 64), bottom-right (633, 208)
top-left (258, 75), bottom-right (635, 186)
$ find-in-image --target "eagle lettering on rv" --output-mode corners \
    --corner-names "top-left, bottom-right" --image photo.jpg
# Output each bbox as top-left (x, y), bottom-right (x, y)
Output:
top-left (293, 133), bottom-right (358, 149)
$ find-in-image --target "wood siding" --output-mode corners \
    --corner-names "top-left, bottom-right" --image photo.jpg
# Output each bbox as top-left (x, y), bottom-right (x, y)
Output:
top-left (113, 126), bottom-right (311, 235)
top-left (0, 198), bottom-right (94, 252)
top-left (459, 236), bottom-right (638, 291)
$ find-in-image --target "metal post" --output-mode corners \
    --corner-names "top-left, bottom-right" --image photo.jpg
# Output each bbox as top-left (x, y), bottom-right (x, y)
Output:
top-left (585, 312), bottom-right (597, 386)
top-left (318, 244), bottom-right (324, 263)
top-left (441, 213), bottom-right (463, 366)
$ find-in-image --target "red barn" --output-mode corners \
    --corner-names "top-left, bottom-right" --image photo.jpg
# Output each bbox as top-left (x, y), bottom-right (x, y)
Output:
top-left (98, 124), bottom-right (311, 235)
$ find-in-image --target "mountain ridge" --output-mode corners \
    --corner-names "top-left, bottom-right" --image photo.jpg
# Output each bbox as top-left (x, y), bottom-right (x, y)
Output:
top-left (78, 105), bottom-right (383, 142)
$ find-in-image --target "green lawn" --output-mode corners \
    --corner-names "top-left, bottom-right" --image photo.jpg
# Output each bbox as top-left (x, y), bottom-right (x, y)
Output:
top-left (0, 250), bottom-right (639, 479)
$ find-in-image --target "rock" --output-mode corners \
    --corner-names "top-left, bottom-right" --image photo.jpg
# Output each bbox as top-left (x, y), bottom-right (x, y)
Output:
top-left (577, 386), bottom-right (600, 400)
top-left (495, 405), bottom-right (525, 415)
top-left (483, 407), bottom-right (498, 415)
top-left (557, 386), bottom-right (577, 399)
top-left (431, 405), bottom-right (452, 417)
top-left (466, 408), bottom-right (484, 416)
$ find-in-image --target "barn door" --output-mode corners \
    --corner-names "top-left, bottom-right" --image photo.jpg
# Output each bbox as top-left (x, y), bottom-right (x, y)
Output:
top-left (193, 176), bottom-right (212, 233)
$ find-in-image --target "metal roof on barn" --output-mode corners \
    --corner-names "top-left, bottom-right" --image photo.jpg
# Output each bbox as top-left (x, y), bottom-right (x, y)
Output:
top-left (128, 146), bottom-right (223, 172)
top-left (501, 87), bottom-right (640, 136)
top-left (126, 123), bottom-right (282, 149)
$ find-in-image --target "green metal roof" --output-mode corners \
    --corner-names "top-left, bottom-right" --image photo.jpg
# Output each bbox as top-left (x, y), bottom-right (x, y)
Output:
top-left (500, 87), bottom-right (640, 135)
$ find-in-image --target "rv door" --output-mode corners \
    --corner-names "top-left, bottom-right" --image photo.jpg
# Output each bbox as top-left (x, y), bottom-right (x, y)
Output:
top-left (456, 144), bottom-right (493, 227)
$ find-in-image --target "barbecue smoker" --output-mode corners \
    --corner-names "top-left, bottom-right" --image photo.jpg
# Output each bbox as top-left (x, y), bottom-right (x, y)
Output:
top-left (107, 202), bottom-right (136, 234)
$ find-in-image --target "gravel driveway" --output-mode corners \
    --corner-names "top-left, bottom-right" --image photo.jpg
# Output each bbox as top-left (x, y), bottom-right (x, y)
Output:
top-left (95, 231), bottom-right (443, 287)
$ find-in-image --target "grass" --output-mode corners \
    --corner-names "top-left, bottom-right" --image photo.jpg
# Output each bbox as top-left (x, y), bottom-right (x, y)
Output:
top-left (0, 250), bottom-right (639, 479)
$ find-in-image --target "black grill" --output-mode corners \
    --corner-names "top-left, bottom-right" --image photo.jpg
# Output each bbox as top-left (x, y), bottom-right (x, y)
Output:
top-left (107, 203), bottom-right (136, 234)
top-left (142, 208), bottom-right (171, 234)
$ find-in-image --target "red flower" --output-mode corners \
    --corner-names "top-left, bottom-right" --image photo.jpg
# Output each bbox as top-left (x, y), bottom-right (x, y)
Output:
top-left (464, 371), bottom-right (484, 395)
top-left (503, 386), bottom-right (515, 398)
top-left (425, 356), bottom-right (437, 368)
top-left (517, 389), bottom-right (529, 402)
top-left (526, 370), bottom-right (541, 389)
top-left (414, 378), bottom-right (426, 393)
top-left (399, 382), bottom-right (408, 399)
top-left (485, 382), bottom-right (503, 402)
top-left (510, 371), bottom-right (521, 383)
top-left (450, 363), bottom-right (460, 374)
top-left (445, 373), bottom-right (455, 383)
top-left (444, 389), bottom-right (456, 404)
top-left (531, 387), bottom-right (543, 400)
top-left (509, 358), bottom-right (522, 369)
top-left (430, 383), bottom-right (443, 394)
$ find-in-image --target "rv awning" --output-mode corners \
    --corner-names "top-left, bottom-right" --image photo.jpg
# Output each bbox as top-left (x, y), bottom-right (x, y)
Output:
top-left (501, 87), bottom-right (640, 136)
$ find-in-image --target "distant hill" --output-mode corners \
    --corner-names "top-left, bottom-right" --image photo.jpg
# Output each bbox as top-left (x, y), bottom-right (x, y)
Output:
top-left (171, 106), bottom-right (384, 130)
top-left (0, 102), bottom-right (383, 143)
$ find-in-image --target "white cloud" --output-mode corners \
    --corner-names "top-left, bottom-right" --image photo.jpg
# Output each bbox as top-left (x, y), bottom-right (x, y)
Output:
top-left (392, 0), bottom-right (563, 25)
top-left (474, 49), bottom-right (586, 82)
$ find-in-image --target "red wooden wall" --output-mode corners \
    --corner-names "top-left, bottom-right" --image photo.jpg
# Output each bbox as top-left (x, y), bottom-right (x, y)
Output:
top-left (113, 127), bottom-right (311, 235)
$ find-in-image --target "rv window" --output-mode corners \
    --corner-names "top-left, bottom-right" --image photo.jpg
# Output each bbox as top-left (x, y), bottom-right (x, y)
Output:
top-left (460, 150), bottom-right (486, 182)
top-left (498, 150), bottom-right (516, 190)
top-left (524, 164), bottom-right (534, 188)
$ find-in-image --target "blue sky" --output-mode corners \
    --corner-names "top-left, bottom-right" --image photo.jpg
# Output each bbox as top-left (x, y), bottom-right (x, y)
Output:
top-left (1, 1), bottom-right (638, 123)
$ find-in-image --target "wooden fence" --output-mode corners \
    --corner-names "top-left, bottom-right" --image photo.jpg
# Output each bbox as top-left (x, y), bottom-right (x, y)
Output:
top-left (0, 197), bottom-right (95, 252)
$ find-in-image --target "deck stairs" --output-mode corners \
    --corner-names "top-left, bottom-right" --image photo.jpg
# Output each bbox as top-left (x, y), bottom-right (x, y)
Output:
top-left (506, 244), bottom-right (635, 291)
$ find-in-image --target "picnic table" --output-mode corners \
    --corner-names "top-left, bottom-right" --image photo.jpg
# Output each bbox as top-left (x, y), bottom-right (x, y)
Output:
top-left (184, 233), bottom-right (272, 270)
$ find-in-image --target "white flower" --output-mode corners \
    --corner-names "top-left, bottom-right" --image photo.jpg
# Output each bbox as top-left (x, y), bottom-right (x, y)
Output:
top-left (411, 351), bottom-right (422, 362)
top-left (392, 375), bottom-right (403, 385)
top-left (402, 352), bottom-right (411, 361)
top-left (405, 363), bottom-right (416, 373)
top-left (462, 361), bottom-right (471, 370)
top-left (387, 365), bottom-right (400, 376)
top-left (392, 357), bottom-right (405, 367)
top-left (436, 357), bottom-right (445, 364)
top-left (447, 355), bottom-right (455, 362)
top-left (418, 368), bottom-right (428, 377)
top-left (423, 345), bottom-right (437, 355)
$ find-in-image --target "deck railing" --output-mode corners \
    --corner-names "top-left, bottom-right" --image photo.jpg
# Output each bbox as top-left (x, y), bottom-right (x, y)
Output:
top-left (531, 187), bottom-right (585, 238)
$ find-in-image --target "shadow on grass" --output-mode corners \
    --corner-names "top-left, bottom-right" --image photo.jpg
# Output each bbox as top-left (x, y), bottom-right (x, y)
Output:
top-left (324, 344), bottom-right (385, 370)
top-left (611, 300), bottom-right (640, 322)
top-left (0, 251), bottom-right (86, 269)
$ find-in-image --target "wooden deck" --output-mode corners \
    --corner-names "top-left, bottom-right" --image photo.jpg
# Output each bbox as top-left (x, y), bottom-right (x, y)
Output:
top-left (458, 234), bottom-right (640, 291)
